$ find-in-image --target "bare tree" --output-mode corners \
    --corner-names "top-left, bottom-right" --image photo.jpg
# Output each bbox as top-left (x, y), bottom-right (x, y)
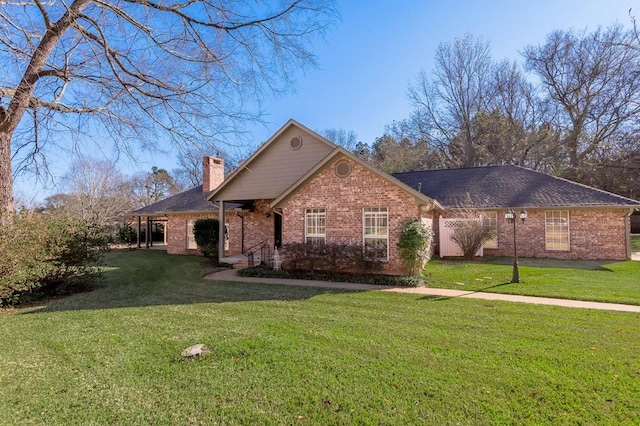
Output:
top-left (449, 214), bottom-right (496, 261)
top-left (523, 24), bottom-right (640, 180)
top-left (408, 34), bottom-right (495, 167)
top-left (369, 119), bottom-right (445, 173)
top-left (172, 145), bottom-right (239, 188)
top-left (45, 157), bottom-right (135, 228)
top-left (320, 128), bottom-right (358, 151)
top-left (173, 147), bottom-right (210, 188)
top-left (0, 1), bottom-right (337, 213)
top-left (131, 166), bottom-right (182, 207)
top-left (486, 60), bottom-right (563, 171)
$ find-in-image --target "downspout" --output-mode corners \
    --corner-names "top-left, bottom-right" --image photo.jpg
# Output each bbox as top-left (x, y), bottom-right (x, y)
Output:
top-left (626, 208), bottom-right (633, 259)
top-left (218, 201), bottom-right (225, 258)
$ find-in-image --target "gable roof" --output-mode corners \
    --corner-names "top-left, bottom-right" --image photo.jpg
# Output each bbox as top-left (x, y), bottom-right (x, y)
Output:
top-left (393, 164), bottom-right (640, 209)
top-left (270, 146), bottom-right (443, 210)
top-left (207, 119), bottom-right (337, 201)
top-left (132, 185), bottom-right (245, 216)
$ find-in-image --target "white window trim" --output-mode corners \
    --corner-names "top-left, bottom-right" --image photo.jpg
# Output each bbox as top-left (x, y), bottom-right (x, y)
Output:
top-left (545, 210), bottom-right (570, 251)
top-left (305, 208), bottom-right (326, 244)
top-left (363, 207), bottom-right (389, 261)
top-left (478, 210), bottom-right (498, 249)
top-left (187, 219), bottom-right (197, 250)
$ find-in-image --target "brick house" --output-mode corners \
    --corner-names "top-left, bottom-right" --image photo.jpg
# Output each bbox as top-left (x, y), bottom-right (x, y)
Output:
top-left (134, 119), bottom-right (640, 271)
top-left (132, 157), bottom-right (249, 255)
top-left (394, 166), bottom-right (640, 260)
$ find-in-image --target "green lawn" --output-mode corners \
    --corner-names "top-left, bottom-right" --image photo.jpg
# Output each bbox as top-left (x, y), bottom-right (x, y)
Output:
top-left (425, 256), bottom-right (640, 305)
top-left (0, 250), bottom-right (639, 424)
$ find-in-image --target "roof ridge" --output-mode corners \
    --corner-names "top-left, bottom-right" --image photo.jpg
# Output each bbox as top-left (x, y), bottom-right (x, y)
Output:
top-left (518, 165), bottom-right (640, 204)
top-left (393, 164), bottom-right (513, 175)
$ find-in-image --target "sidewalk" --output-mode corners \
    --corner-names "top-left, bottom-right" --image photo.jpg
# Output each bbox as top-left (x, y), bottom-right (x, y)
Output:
top-left (205, 269), bottom-right (640, 313)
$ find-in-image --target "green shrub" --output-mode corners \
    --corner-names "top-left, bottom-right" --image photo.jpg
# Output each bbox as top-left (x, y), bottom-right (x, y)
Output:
top-left (117, 224), bottom-right (137, 249)
top-left (282, 242), bottom-right (382, 275)
top-left (193, 218), bottom-right (219, 260)
top-left (397, 220), bottom-right (433, 275)
top-left (0, 211), bottom-right (107, 306)
top-left (238, 265), bottom-right (420, 287)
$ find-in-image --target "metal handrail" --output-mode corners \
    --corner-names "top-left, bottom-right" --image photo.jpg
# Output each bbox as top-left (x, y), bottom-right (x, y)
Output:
top-left (242, 239), bottom-right (268, 256)
top-left (243, 239), bottom-right (270, 268)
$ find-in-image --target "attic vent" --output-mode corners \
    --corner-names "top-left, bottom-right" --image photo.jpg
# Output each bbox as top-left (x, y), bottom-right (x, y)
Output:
top-left (290, 136), bottom-right (303, 150)
top-left (335, 160), bottom-right (351, 178)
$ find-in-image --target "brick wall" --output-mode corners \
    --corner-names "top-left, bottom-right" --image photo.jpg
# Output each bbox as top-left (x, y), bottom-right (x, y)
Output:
top-left (203, 156), bottom-right (224, 193)
top-left (280, 156), bottom-right (429, 273)
top-left (441, 209), bottom-right (630, 260)
top-left (165, 202), bottom-right (275, 256)
top-left (166, 212), bottom-right (243, 256)
top-left (238, 200), bottom-right (276, 252)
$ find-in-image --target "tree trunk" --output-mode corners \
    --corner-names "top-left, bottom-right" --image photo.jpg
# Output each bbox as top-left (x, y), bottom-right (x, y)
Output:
top-left (0, 131), bottom-right (13, 215)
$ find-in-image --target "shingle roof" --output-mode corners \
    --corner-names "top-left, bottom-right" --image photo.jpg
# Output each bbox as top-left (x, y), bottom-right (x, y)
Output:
top-left (393, 164), bottom-right (640, 209)
top-left (132, 185), bottom-right (245, 215)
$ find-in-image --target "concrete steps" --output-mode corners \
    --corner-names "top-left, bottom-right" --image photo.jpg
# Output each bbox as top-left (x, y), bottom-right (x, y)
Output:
top-left (221, 254), bottom-right (263, 270)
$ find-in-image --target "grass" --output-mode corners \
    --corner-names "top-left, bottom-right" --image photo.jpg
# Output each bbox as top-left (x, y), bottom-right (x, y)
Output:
top-left (632, 234), bottom-right (640, 252)
top-left (424, 256), bottom-right (640, 305)
top-left (0, 249), bottom-right (639, 424)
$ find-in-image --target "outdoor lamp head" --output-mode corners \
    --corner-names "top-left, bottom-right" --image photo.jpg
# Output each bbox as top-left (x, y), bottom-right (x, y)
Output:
top-left (505, 209), bottom-right (515, 221)
top-left (520, 209), bottom-right (528, 222)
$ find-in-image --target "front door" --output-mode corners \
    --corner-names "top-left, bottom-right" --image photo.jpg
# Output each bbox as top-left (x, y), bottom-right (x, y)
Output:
top-left (274, 213), bottom-right (282, 248)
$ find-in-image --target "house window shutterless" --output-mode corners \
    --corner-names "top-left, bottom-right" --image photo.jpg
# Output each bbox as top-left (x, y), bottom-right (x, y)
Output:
top-left (479, 211), bottom-right (498, 249)
top-left (187, 219), bottom-right (197, 249)
top-left (363, 207), bottom-right (389, 260)
top-left (305, 208), bottom-right (326, 244)
top-left (545, 211), bottom-right (570, 251)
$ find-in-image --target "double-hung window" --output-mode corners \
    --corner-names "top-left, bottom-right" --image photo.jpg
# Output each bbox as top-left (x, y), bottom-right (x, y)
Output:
top-left (187, 219), bottom-right (197, 249)
top-left (479, 211), bottom-right (498, 249)
top-left (305, 208), bottom-right (326, 244)
top-left (545, 211), bottom-right (569, 251)
top-left (363, 207), bottom-right (389, 260)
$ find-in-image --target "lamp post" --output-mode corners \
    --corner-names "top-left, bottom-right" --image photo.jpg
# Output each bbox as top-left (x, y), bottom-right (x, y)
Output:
top-left (505, 208), bottom-right (527, 283)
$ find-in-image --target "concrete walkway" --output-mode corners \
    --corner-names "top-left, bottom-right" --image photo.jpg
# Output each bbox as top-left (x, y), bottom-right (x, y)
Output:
top-left (205, 268), bottom-right (640, 313)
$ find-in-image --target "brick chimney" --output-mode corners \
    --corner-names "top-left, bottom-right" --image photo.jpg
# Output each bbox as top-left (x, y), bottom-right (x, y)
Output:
top-left (203, 156), bottom-right (224, 192)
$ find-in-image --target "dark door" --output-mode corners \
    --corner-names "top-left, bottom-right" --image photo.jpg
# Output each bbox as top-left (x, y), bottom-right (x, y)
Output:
top-left (274, 213), bottom-right (282, 248)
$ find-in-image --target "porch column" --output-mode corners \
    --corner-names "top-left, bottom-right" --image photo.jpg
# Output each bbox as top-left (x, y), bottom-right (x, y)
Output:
top-left (626, 209), bottom-right (632, 259)
top-left (146, 217), bottom-right (150, 249)
top-left (164, 219), bottom-right (168, 245)
top-left (137, 216), bottom-right (141, 248)
top-left (218, 201), bottom-right (226, 258)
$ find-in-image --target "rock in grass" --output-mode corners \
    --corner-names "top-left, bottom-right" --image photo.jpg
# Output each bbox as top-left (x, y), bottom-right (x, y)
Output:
top-left (181, 344), bottom-right (211, 358)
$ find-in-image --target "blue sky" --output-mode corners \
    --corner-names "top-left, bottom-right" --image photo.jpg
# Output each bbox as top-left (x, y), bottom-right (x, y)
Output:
top-left (15, 0), bottom-right (636, 204)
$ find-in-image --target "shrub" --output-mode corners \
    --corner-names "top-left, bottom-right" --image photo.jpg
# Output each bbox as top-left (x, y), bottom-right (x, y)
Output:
top-left (117, 224), bottom-right (137, 249)
top-left (281, 242), bottom-right (382, 275)
top-left (238, 265), bottom-right (421, 287)
top-left (397, 220), bottom-right (433, 275)
top-left (192, 218), bottom-right (219, 261)
top-left (450, 217), bottom-right (496, 261)
top-left (0, 210), bottom-right (107, 306)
